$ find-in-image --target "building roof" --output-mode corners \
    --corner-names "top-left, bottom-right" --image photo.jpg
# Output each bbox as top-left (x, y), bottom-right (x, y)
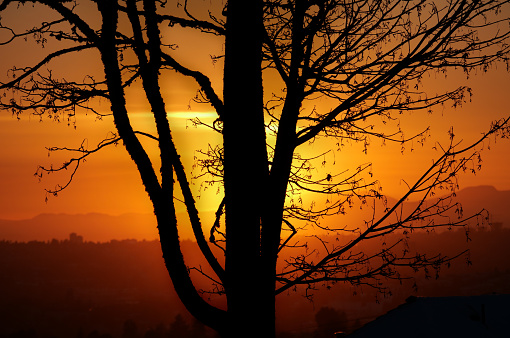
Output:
top-left (347, 294), bottom-right (510, 338)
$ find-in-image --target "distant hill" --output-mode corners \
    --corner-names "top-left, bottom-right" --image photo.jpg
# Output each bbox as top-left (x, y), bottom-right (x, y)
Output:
top-left (0, 186), bottom-right (507, 242)
top-left (407, 185), bottom-right (510, 229)
top-left (0, 213), bottom-right (160, 242)
top-left (311, 185), bottom-right (510, 232)
top-left (453, 185), bottom-right (510, 226)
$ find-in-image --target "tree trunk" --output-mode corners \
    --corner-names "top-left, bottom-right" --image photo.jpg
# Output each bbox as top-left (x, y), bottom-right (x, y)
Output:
top-left (222, 0), bottom-right (274, 337)
top-left (97, 1), bottom-right (228, 333)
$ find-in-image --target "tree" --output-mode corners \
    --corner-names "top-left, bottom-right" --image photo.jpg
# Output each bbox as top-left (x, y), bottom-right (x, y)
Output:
top-left (1, 0), bottom-right (510, 337)
top-left (314, 306), bottom-right (348, 337)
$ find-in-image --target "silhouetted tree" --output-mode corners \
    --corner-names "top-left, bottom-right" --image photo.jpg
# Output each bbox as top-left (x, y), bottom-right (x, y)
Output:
top-left (144, 323), bottom-right (167, 338)
top-left (314, 307), bottom-right (348, 337)
top-left (168, 314), bottom-right (190, 338)
top-left (86, 330), bottom-right (112, 338)
top-left (1, 1), bottom-right (510, 337)
top-left (122, 320), bottom-right (139, 338)
top-left (189, 317), bottom-right (207, 338)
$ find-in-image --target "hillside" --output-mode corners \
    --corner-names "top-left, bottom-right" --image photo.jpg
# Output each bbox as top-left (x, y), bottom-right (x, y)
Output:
top-left (0, 186), bottom-right (507, 242)
top-left (1, 226), bottom-right (510, 338)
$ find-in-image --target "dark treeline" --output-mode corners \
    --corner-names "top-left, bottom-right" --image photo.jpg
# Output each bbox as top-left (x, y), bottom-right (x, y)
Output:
top-left (0, 236), bottom-right (215, 338)
top-left (1, 227), bottom-right (510, 338)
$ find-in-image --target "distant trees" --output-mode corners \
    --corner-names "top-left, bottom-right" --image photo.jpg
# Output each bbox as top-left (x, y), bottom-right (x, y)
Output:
top-left (314, 307), bottom-right (348, 338)
top-left (122, 320), bottom-right (139, 338)
top-left (1, 1), bottom-right (510, 337)
top-left (3, 317), bottom-right (209, 338)
top-left (122, 316), bottom-right (209, 338)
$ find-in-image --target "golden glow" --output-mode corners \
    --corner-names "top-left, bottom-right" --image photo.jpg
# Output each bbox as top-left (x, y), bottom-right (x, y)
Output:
top-left (1, 2), bottom-right (510, 244)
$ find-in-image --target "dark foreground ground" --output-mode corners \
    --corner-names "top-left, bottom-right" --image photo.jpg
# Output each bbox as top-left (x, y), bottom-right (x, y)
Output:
top-left (1, 227), bottom-right (510, 338)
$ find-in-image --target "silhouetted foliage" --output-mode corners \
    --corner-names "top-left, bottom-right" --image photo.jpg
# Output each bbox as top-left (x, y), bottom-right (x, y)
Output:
top-left (314, 307), bottom-right (348, 338)
top-left (143, 324), bottom-right (166, 338)
top-left (168, 314), bottom-right (190, 337)
top-left (122, 320), bottom-right (138, 338)
top-left (1, 1), bottom-right (510, 337)
top-left (1, 228), bottom-right (510, 337)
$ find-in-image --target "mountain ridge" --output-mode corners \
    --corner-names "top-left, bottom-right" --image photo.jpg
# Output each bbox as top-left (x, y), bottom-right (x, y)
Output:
top-left (1, 185), bottom-right (508, 242)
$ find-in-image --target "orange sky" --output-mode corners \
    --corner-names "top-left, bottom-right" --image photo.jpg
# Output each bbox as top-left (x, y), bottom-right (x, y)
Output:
top-left (0, 2), bottom-right (510, 223)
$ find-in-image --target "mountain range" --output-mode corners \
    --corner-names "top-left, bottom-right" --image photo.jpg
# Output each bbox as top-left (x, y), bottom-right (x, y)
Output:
top-left (0, 185), bottom-right (508, 242)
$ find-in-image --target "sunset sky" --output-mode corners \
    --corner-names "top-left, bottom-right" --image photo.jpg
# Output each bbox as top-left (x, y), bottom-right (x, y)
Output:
top-left (2, 4), bottom-right (510, 338)
top-left (0, 1), bottom-right (509, 225)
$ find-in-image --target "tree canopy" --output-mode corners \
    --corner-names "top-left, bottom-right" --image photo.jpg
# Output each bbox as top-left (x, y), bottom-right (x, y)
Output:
top-left (1, 0), bottom-right (510, 337)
